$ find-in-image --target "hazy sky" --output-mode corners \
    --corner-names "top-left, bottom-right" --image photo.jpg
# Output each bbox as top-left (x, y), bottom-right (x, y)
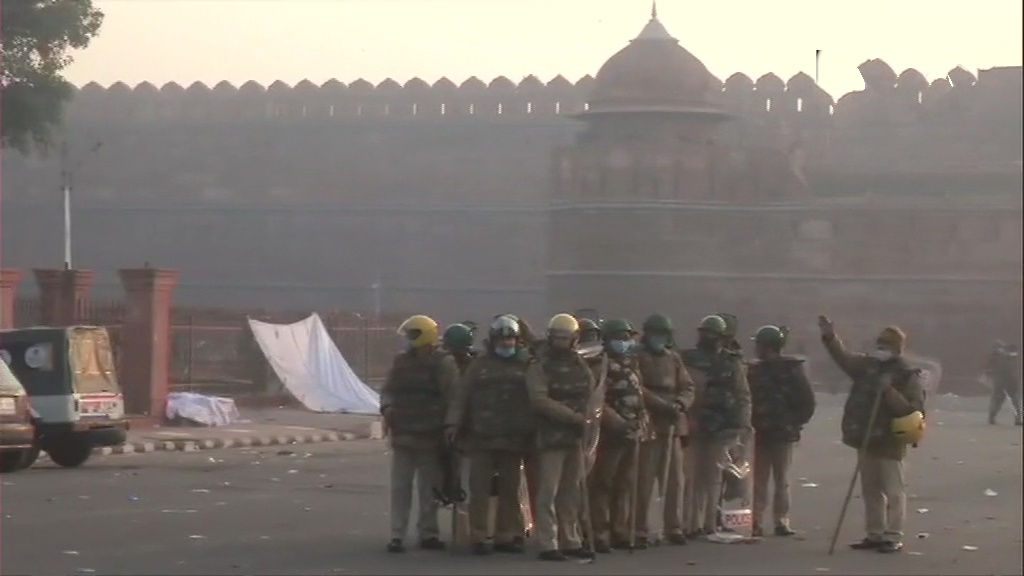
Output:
top-left (65, 0), bottom-right (1023, 98)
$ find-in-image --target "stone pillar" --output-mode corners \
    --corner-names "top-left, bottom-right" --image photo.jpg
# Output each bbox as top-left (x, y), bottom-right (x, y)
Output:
top-left (118, 268), bottom-right (179, 418)
top-left (33, 269), bottom-right (95, 326)
top-left (0, 269), bottom-right (24, 329)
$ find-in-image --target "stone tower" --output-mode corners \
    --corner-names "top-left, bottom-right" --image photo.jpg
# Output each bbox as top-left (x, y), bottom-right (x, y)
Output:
top-left (546, 5), bottom-right (732, 318)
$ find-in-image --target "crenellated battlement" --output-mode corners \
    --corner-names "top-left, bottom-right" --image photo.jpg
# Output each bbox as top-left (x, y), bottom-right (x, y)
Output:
top-left (67, 59), bottom-right (1022, 129)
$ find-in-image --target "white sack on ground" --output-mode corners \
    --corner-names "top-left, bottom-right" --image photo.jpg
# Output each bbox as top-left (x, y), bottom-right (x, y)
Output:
top-left (247, 314), bottom-right (380, 415)
top-left (166, 392), bottom-right (240, 427)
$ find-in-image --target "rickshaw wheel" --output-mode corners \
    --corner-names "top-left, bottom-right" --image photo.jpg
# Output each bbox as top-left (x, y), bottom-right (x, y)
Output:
top-left (0, 449), bottom-right (34, 473)
top-left (46, 439), bottom-right (93, 468)
top-left (21, 447), bottom-right (41, 469)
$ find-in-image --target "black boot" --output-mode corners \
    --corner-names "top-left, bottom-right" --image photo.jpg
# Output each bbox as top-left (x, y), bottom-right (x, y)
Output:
top-left (877, 541), bottom-right (904, 554)
top-left (774, 523), bottom-right (797, 537)
top-left (850, 537), bottom-right (884, 550)
top-left (563, 547), bottom-right (595, 559)
top-left (538, 550), bottom-right (567, 561)
top-left (665, 532), bottom-right (688, 545)
top-left (493, 540), bottom-right (524, 553)
top-left (386, 538), bottom-right (405, 553)
top-left (419, 537), bottom-right (445, 551)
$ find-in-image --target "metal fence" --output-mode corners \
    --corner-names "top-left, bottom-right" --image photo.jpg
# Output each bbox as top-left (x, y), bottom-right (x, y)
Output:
top-left (12, 298), bottom-right (401, 397)
top-left (167, 320), bottom-right (396, 394)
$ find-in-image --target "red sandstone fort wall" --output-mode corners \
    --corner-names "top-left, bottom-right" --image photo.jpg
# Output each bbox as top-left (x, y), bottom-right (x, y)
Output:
top-left (0, 60), bottom-right (1020, 318)
top-left (61, 61), bottom-right (1015, 176)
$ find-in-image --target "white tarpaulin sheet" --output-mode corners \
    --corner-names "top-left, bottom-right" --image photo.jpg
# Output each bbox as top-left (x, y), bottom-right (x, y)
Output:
top-left (247, 314), bottom-right (380, 415)
top-left (166, 392), bottom-right (241, 427)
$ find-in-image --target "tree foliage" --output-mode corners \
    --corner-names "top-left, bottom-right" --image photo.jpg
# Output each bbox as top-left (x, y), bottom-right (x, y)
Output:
top-left (1, 0), bottom-right (103, 154)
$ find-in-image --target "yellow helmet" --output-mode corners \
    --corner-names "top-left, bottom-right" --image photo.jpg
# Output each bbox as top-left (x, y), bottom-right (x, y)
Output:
top-left (892, 411), bottom-right (925, 445)
top-left (548, 313), bottom-right (580, 336)
top-left (397, 315), bottom-right (439, 348)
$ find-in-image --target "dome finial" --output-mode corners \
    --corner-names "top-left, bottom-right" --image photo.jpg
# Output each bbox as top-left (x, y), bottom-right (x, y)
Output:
top-left (651, 0), bottom-right (658, 19)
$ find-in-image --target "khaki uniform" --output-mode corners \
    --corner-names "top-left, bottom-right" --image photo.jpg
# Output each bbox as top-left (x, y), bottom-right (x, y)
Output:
top-left (748, 356), bottom-right (816, 530)
top-left (589, 352), bottom-right (650, 546)
top-left (447, 352), bottom-right (535, 546)
top-left (634, 348), bottom-right (695, 541)
top-left (526, 348), bottom-right (596, 552)
top-left (380, 347), bottom-right (459, 542)
top-left (823, 334), bottom-right (925, 544)
top-left (679, 347), bottom-right (751, 534)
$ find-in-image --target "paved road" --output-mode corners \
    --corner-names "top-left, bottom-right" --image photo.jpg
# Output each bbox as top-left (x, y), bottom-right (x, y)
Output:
top-left (1, 402), bottom-right (1021, 576)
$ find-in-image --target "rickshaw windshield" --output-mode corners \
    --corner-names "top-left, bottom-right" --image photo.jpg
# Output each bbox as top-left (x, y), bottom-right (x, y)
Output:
top-left (0, 333), bottom-right (69, 396)
top-left (0, 361), bottom-right (27, 395)
top-left (68, 328), bottom-right (120, 395)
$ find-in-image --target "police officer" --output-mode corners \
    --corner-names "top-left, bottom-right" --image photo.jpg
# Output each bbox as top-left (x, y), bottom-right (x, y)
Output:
top-left (381, 315), bottom-right (459, 553)
top-left (678, 315), bottom-right (752, 537)
top-left (819, 316), bottom-right (926, 554)
top-left (588, 319), bottom-right (650, 552)
top-left (578, 318), bottom-right (603, 350)
top-left (527, 313), bottom-right (597, 561)
top-left (985, 341), bottom-right (1022, 426)
top-left (748, 325), bottom-right (816, 537)
top-left (442, 323), bottom-right (477, 376)
top-left (445, 316), bottom-right (535, 555)
top-left (634, 314), bottom-right (694, 546)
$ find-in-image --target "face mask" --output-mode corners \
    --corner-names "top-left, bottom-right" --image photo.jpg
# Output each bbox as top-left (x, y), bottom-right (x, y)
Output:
top-left (402, 339), bottom-right (415, 352)
top-left (608, 340), bottom-right (632, 355)
top-left (697, 335), bottom-right (719, 350)
top-left (646, 336), bottom-right (668, 352)
top-left (494, 345), bottom-right (517, 358)
top-left (871, 349), bottom-right (894, 362)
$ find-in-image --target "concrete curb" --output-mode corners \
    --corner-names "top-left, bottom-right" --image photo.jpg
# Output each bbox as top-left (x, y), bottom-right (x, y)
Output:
top-left (44, 421), bottom-right (385, 459)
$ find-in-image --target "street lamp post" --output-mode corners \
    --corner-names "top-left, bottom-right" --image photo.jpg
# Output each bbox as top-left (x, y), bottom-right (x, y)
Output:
top-left (371, 272), bottom-right (382, 320)
top-left (59, 141), bottom-right (102, 270)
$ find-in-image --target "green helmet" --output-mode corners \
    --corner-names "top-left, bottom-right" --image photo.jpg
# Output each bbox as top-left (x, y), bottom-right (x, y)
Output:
top-left (443, 324), bottom-right (475, 351)
top-left (642, 313), bottom-right (673, 335)
top-left (698, 315), bottom-right (728, 336)
top-left (602, 318), bottom-right (635, 339)
top-left (579, 318), bottom-right (601, 333)
top-left (717, 313), bottom-right (738, 338)
top-left (753, 325), bottom-right (788, 349)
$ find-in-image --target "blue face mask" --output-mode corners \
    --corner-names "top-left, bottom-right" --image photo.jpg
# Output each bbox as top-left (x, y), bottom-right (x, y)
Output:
top-left (494, 345), bottom-right (517, 358)
top-left (608, 340), bottom-right (633, 355)
top-left (402, 339), bottom-right (415, 352)
top-left (646, 336), bottom-right (668, 352)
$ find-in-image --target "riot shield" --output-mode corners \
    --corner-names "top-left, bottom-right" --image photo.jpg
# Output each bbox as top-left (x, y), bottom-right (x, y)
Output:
top-left (712, 428), bottom-right (755, 542)
top-left (519, 463), bottom-right (534, 536)
top-left (582, 352), bottom-right (608, 473)
top-left (433, 443), bottom-right (467, 548)
top-left (433, 442), bottom-right (466, 507)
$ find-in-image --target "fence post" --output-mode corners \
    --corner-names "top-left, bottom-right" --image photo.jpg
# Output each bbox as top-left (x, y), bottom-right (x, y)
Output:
top-left (186, 314), bottom-right (195, 384)
top-left (362, 315), bottom-right (371, 382)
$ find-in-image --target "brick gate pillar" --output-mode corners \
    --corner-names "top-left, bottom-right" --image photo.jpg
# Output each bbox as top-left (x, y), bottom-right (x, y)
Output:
top-left (118, 268), bottom-right (179, 418)
top-left (33, 269), bottom-right (95, 326)
top-left (0, 269), bottom-right (24, 329)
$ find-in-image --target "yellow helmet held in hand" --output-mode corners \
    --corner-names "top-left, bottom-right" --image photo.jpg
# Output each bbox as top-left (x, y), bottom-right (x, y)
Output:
top-left (397, 315), bottom-right (440, 348)
top-left (548, 313), bottom-right (580, 336)
top-left (892, 411), bottom-right (925, 445)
